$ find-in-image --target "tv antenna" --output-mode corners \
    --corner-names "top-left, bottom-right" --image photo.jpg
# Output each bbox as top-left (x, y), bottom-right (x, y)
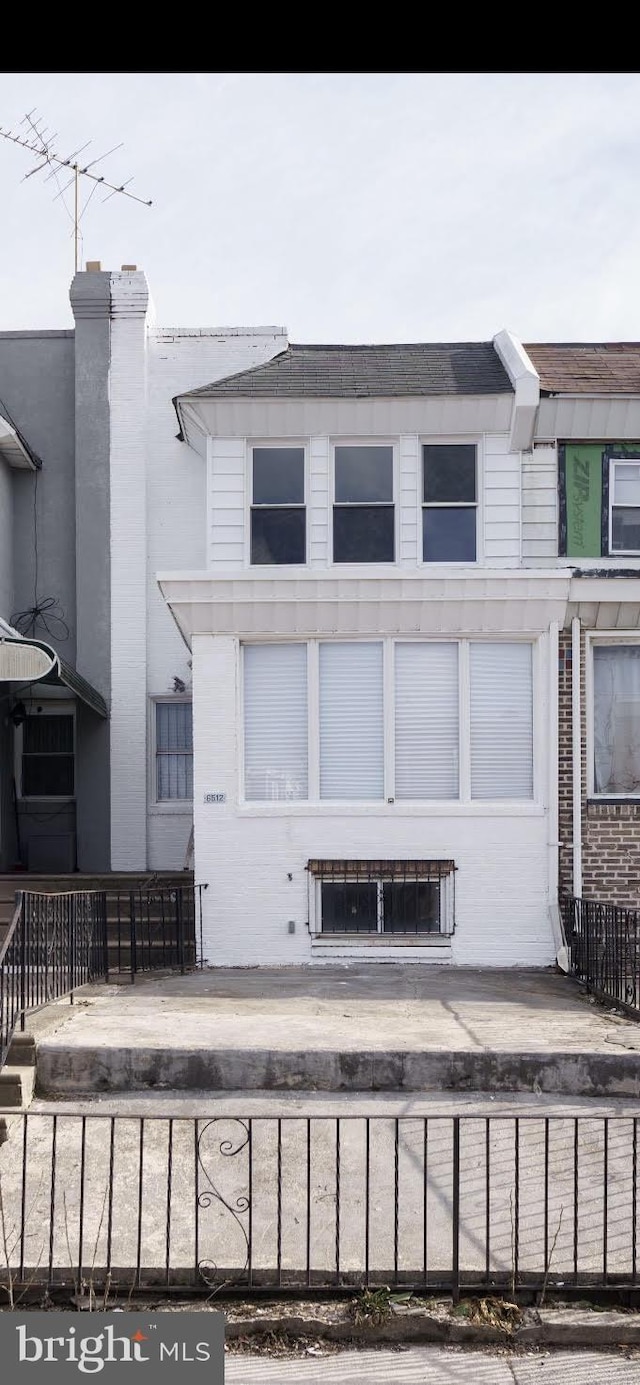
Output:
top-left (0, 110), bottom-right (152, 272)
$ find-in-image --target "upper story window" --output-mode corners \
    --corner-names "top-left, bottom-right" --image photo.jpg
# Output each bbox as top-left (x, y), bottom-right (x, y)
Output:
top-left (333, 445), bottom-right (394, 563)
top-left (610, 459), bottom-right (640, 554)
top-left (422, 444), bottom-right (477, 562)
top-left (250, 446), bottom-right (306, 564)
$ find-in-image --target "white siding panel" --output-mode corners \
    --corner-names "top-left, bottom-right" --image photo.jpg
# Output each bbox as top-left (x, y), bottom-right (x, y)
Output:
top-left (309, 436), bottom-right (329, 566)
top-left (483, 434), bottom-right (520, 563)
top-left (399, 435), bottom-right (419, 564)
top-left (209, 438), bottom-right (246, 568)
top-left (522, 445), bottom-right (557, 562)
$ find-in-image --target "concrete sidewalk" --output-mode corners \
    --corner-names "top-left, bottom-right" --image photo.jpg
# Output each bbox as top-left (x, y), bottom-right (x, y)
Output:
top-left (30, 965), bottom-right (640, 1097)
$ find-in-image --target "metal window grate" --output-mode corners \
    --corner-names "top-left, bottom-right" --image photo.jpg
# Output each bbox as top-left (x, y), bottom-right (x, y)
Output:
top-left (308, 860), bottom-right (455, 936)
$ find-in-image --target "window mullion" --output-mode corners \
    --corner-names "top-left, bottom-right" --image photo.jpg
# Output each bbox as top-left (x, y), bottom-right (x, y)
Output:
top-left (307, 641), bottom-right (320, 801)
top-left (459, 640), bottom-right (471, 801)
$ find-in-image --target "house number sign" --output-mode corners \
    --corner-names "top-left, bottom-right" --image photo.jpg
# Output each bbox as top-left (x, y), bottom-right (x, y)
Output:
top-left (203, 792), bottom-right (226, 804)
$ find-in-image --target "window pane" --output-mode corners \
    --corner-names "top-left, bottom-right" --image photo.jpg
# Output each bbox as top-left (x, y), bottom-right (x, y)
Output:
top-left (395, 643), bottom-right (459, 799)
top-left (470, 643), bottom-right (533, 799)
top-left (23, 714), bottom-right (73, 754)
top-left (382, 881), bottom-right (440, 933)
top-left (251, 508), bottom-right (306, 564)
top-left (612, 507), bottom-right (640, 552)
top-left (319, 642), bottom-right (383, 799)
top-left (156, 702), bottom-right (192, 753)
top-left (423, 506), bottom-right (476, 562)
top-left (423, 445), bottom-right (476, 503)
top-left (23, 755), bottom-right (74, 796)
top-left (244, 643), bottom-right (308, 800)
top-left (613, 463), bottom-right (640, 505)
top-left (158, 754), bottom-right (193, 801)
top-left (335, 446), bottom-right (393, 502)
top-left (253, 447), bottom-right (304, 504)
top-left (333, 506), bottom-right (394, 562)
top-left (594, 645), bottom-right (640, 794)
top-left (321, 881), bottom-right (378, 932)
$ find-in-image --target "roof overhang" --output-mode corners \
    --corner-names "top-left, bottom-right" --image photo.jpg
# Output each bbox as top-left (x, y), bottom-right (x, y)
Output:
top-left (0, 414), bottom-right (40, 470)
top-left (0, 631), bottom-right (108, 716)
top-left (158, 569), bottom-right (571, 647)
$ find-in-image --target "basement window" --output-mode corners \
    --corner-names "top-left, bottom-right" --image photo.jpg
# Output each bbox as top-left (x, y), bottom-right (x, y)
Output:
top-left (307, 859), bottom-right (455, 936)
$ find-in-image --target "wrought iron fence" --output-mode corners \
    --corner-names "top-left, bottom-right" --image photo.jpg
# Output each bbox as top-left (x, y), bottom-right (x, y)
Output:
top-left (0, 885), bottom-right (197, 1068)
top-left (0, 892), bottom-right (107, 1068)
top-left (561, 894), bottom-right (640, 1016)
top-left (0, 1111), bottom-right (638, 1297)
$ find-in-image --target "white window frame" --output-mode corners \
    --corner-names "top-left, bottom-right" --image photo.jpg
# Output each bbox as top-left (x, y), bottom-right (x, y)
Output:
top-left (15, 700), bottom-right (76, 802)
top-left (419, 437), bottom-right (483, 567)
top-left (240, 636), bottom-right (539, 809)
top-left (308, 868), bottom-right (455, 936)
top-left (328, 439), bottom-right (398, 566)
top-left (608, 456), bottom-right (640, 557)
top-left (150, 696), bottom-right (194, 812)
top-left (245, 440), bottom-right (308, 568)
top-left (586, 632), bottom-right (640, 799)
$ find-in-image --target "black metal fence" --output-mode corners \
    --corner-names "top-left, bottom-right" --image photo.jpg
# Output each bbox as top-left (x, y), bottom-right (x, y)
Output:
top-left (0, 1111), bottom-right (638, 1298)
top-left (0, 892), bottom-right (107, 1069)
top-left (0, 886), bottom-right (196, 1069)
top-left (562, 894), bottom-right (640, 1016)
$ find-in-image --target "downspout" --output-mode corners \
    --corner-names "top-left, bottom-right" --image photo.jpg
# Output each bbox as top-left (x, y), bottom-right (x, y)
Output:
top-left (572, 615), bottom-right (583, 898)
top-left (548, 621), bottom-right (568, 970)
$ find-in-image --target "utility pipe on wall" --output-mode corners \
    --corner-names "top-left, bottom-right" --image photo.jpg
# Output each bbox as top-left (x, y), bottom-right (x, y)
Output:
top-left (572, 615), bottom-right (583, 898)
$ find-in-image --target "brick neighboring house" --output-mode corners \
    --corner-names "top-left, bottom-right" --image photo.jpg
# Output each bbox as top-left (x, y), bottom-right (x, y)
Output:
top-left (525, 343), bottom-right (640, 909)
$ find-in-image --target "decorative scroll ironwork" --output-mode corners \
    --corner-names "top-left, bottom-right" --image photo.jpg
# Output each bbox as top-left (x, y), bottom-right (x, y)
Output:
top-left (196, 1118), bottom-right (250, 1286)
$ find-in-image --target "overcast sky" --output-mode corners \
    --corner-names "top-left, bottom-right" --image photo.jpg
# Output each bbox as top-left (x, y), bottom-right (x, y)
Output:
top-left (1, 71), bottom-right (639, 343)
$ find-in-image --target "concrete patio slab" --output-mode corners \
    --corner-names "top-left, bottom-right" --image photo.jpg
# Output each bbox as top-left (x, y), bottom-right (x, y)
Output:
top-left (30, 965), bottom-right (640, 1097)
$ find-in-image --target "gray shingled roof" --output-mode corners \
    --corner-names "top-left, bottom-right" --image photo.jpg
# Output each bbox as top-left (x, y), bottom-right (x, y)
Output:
top-left (179, 342), bottom-right (513, 400)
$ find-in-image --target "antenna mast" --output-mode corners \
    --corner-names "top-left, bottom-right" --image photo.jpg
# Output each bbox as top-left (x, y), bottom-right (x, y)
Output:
top-left (0, 110), bottom-right (152, 272)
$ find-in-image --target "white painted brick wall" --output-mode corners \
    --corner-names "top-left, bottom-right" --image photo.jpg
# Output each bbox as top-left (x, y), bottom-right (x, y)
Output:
top-left (0, 458), bottom-right (13, 616)
top-left (144, 324), bottom-right (287, 868)
top-left (193, 634), bottom-right (555, 967)
top-left (110, 274), bottom-right (149, 868)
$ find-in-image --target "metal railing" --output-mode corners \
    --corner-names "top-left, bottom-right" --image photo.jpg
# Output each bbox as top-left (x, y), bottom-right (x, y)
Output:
top-left (562, 894), bottom-right (640, 1016)
top-left (0, 1111), bottom-right (638, 1297)
top-left (0, 885), bottom-right (196, 1068)
top-left (0, 891), bottom-right (107, 1068)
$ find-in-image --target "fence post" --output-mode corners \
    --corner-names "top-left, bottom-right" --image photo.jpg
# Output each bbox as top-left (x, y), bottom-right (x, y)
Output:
top-left (129, 891), bottom-right (137, 983)
top-left (69, 894), bottom-right (76, 1006)
top-left (101, 892), bottom-right (109, 983)
top-left (452, 1117), bottom-right (460, 1304)
top-left (176, 890), bottom-right (185, 975)
top-left (19, 894), bottom-right (27, 1033)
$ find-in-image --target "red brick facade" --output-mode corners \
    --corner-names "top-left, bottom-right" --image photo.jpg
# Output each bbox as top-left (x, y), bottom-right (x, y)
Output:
top-left (558, 627), bottom-right (640, 905)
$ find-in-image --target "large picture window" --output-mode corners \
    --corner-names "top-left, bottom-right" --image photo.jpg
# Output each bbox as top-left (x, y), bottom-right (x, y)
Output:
top-left (250, 446), bottom-right (306, 564)
top-left (333, 445), bottom-right (394, 563)
top-left (423, 444), bottom-right (477, 562)
top-left (593, 644), bottom-right (640, 795)
top-left (243, 639), bottom-right (535, 802)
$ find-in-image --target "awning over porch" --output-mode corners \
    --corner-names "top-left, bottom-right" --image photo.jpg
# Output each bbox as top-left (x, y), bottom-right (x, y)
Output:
top-left (0, 632), bottom-right (108, 717)
top-left (0, 413), bottom-right (40, 470)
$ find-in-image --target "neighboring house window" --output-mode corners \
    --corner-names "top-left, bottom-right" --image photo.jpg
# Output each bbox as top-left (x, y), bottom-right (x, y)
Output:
top-left (423, 444), bottom-right (477, 562)
top-left (156, 702), bottom-right (193, 801)
top-left (593, 644), bottom-right (640, 795)
top-left (333, 445), bottom-right (394, 562)
top-left (21, 712), bottom-right (74, 797)
top-left (250, 446), bottom-right (306, 564)
top-left (308, 860), bottom-right (456, 936)
top-left (609, 459), bottom-right (640, 554)
top-left (243, 639), bottom-right (534, 802)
